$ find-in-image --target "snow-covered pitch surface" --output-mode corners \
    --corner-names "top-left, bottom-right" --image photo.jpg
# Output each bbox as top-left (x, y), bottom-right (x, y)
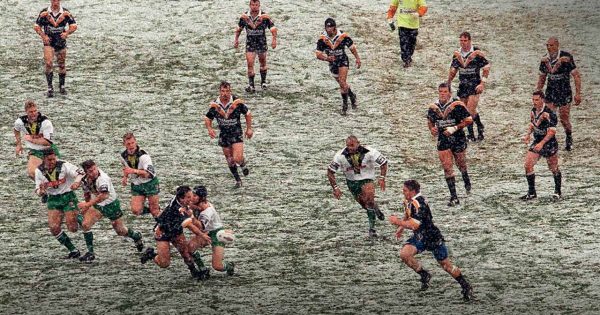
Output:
top-left (0, 0), bottom-right (599, 313)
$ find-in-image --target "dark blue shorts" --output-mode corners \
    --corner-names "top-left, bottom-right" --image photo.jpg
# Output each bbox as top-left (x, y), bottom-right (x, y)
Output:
top-left (405, 236), bottom-right (449, 261)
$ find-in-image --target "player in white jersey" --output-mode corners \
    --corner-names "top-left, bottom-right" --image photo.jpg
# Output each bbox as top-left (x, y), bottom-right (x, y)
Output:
top-left (186, 185), bottom-right (235, 276)
top-left (34, 150), bottom-right (90, 259)
top-left (119, 132), bottom-right (160, 217)
top-left (327, 135), bottom-right (388, 237)
top-left (75, 160), bottom-right (144, 262)
top-left (14, 100), bottom-right (59, 180)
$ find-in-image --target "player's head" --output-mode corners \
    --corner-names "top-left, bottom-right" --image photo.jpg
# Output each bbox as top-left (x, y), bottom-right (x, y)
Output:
top-left (24, 99), bottom-right (38, 120)
top-left (193, 185), bottom-right (208, 202)
top-left (532, 90), bottom-right (545, 107)
top-left (459, 31), bottom-right (472, 50)
top-left (345, 135), bottom-right (360, 153)
top-left (175, 185), bottom-right (193, 206)
top-left (402, 179), bottom-right (420, 199)
top-left (42, 149), bottom-right (57, 169)
top-left (546, 37), bottom-right (559, 54)
top-left (325, 18), bottom-right (336, 35)
top-left (122, 132), bottom-right (138, 153)
top-left (249, 0), bottom-right (260, 12)
top-left (51, 0), bottom-right (61, 8)
top-left (81, 159), bottom-right (99, 178)
top-left (438, 82), bottom-right (451, 102)
top-left (219, 81), bottom-right (232, 99)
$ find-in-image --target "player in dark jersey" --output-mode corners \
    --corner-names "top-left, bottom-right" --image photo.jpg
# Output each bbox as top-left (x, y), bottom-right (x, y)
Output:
top-left (34, 0), bottom-right (77, 97)
top-left (427, 83), bottom-right (473, 206)
top-left (315, 18), bottom-right (361, 116)
top-left (234, 0), bottom-right (277, 93)
top-left (389, 179), bottom-right (473, 301)
top-left (140, 186), bottom-right (211, 279)
top-left (447, 32), bottom-right (490, 142)
top-left (536, 37), bottom-right (582, 151)
top-left (521, 91), bottom-right (562, 201)
top-left (204, 81), bottom-right (254, 188)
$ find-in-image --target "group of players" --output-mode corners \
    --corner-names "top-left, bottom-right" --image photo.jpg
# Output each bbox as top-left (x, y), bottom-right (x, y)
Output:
top-left (17, 0), bottom-right (584, 301)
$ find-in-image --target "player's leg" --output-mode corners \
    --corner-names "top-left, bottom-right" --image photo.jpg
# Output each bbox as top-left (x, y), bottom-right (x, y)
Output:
top-left (258, 51), bottom-right (268, 89)
top-left (48, 209), bottom-right (79, 257)
top-left (130, 195), bottom-right (145, 215)
top-left (359, 181), bottom-right (384, 225)
top-left (337, 66), bottom-right (350, 113)
top-left (26, 155), bottom-right (43, 180)
top-left (56, 48), bottom-right (67, 94)
top-left (223, 145), bottom-right (242, 186)
top-left (546, 153), bottom-right (562, 199)
top-left (147, 194), bottom-right (161, 217)
top-left (522, 151), bottom-right (541, 200)
top-left (558, 104), bottom-right (573, 150)
top-left (174, 234), bottom-right (207, 279)
top-left (43, 46), bottom-right (55, 96)
top-left (468, 94), bottom-right (484, 140)
top-left (245, 51), bottom-right (257, 92)
top-left (399, 243), bottom-right (431, 290)
top-left (211, 245), bottom-right (235, 275)
top-left (111, 217), bottom-right (143, 252)
top-left (453, 149), bottom-right (471, 193)
top-left (154, 240), bottom-right (171, 268)
top-left (398, 28), bottom-right (409, 65)
top-left (439, 150), bottom-right (459, 205)
top-left (438, 256), bottom-right (473, 301)
top-left (79, 207), bottom-right (102, 261)
top-left (405, 28), bottom-right (418, 66)
top-left (231, 142), bottom-right (249, 176)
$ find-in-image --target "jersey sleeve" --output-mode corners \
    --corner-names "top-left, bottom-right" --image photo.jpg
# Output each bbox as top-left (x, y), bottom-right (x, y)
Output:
top-left (563, 52), bottom-right (577, 72)
top-left (139, 155), bottom-right (156, 177)
top-left (14, 118), bottom-right (24, 132)
top-left (538, 59), bottom-right (548, 75)
top-left (328, 153), bottom-right (343, 172)
top-left (451, 56), bottom-right (461, 69)
top-left (548, 111), bottom-right (558, 128)
top-left (238, 103), bottom-right (249, 115)
top-left (40, 120), bottom-right (54, 142)
top-left (238, 16), bottom-right (247, 29)
top-left (475, 55), bottom-right (489, 68)
top-left (64, 10), bottom-right (76, 24)
top-left (206, 107), bottom-right (217, 120)
top-left (343, 36), bottom-right (354, 48)
top-left (454, 104), bottom-right (471, 121)
top-left (263, 16), bottom-right (274, 29)
top-left (199, 211), bottom-right (211, 228)
top-left (64, 162), bottom-right (84, 178)
top-left (369, 148), bottom-right (388, 166)
top-left (316, 39), bottom-right (326, 52)
top-left (97, 175), bottom-right (111, 193)
top-left (35, 10), bottom-right (47, 26)
top-left (34, 168), bottom-right (46, 190)
top-left (426, 108), bottom-right (437, 123)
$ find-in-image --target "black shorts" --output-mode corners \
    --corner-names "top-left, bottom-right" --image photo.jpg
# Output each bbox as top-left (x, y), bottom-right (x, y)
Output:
top-left (218, 133), bottom-right (243, 147)
top-left (154, 226), bottom-right (182, 242)
top-left (329, 58), bottom-right (350, 77)
top-left (246, 39), bottom-right (268, 53)
top-left (437, 135), bottom-right (467, 153)
top-left (46, 36), bottom-right (67, 51)
top-left (457, 81), bottom-right (479, 98)
top-left (545, 88), bottom-right (572, 106)
top-left (529, 139), bottom-right (558, 158)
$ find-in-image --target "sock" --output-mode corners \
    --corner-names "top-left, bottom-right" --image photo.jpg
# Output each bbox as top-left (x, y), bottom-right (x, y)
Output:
top-left (341, 93), bottom-right (349, 106)
top-left (239, 159), bottom-right (247, 168)
top-left (553, 171), bottom-right (562, 195)
top-left (473, 114), bottom-right (484, 131)
top-left (526, 173), bottom-right (536, 195)
top-left (229, 166), bottom-right (241, 182)
top-left (565, 130), bottom-right (573, 144)
top-left (76, 213), bottom-right (84, 226)
top-left (366, 209), bottom-right (375, 230)
top-left (83, 231), bottom-right (94, 253)
top-left (348, 88), bottom-right (355, 98)
top-left (59, 73), bottom-right (66, 88)
top-left (142, 206), bottom-right (151, 215)
top-left (192, 251), bottom-right (205, 268)
top-left (455, 274), bottom-right (470, 288)
top-left (260, 70), bottom-right (267, 84)
top-left (467, 124), bottom-right (475, 137)
top-left (417, 269), bottom-right (429, 280)
top-left (224, 261), bottom-right (234, 272)
top-left (56, 231), bottom-right (76, 252)
top-left (248, 75), bottom-right (255, 87)
top-left (446, 176), bottom-right (458, 199)
top-left (186, 260), bottom-right (199, 274)
top-left (46, 72), bottom-right (54, 88)
top-left (461, 171), bottom-right (471, 189)
top-left (127, 228), bottom-right (142, 241)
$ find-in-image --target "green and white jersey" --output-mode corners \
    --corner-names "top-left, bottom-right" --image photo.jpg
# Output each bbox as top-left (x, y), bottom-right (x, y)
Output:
top-left (35, 161), bottom-right (83, 195)
top-left (14, 113), bottom-right (54, 151)
top-left (329, 145), bottom-right (388, 181)
top-left (390, 0), bottom-right (426, 29)
top-left (83, 169), bottom-right (118, 207)
top-left (119, 147), bottom-right (156, 185)
top-left (198, 203), bottom-right (224, 233)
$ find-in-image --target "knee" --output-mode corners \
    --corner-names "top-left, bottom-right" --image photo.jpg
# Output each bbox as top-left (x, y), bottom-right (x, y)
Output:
top-left (44, 62), bottom-right (53, 70)
top-left (114, 226), bottom-right (128, 237)
top-left (156, 256), bottom-right (170, 268)
top-left (66, 222), bottom-right (78, 233)
top-left (212, 260), bottom-right (224, 271)
top-left (399, 250), bottom-right (411, 263)
top-left (131, 205), bottom-right (143, 216)
top-left (49, 226), bottom-right (61, 236)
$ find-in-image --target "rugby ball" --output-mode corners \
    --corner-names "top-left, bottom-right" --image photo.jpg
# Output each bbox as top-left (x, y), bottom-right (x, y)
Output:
top-left (216, 229), bottom-right (235, 244)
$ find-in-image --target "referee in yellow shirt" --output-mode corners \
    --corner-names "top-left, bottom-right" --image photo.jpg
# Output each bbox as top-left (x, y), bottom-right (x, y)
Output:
top-left (387, 0), bottom-right (428, 68)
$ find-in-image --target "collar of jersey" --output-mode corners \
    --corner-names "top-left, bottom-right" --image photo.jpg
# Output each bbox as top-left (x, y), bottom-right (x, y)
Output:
top-left (48, 5), bottom-right (64, 15)
top-left (246, 10), bottom-right (263, 20)
top-left (323, 30), bottom-right (342, 42)
top-left (411, 193), bottom-right (422, 201)
top-left (460, 46), bottom-right (474, 58)
top-left (216, 96), bottom-right (234, 109)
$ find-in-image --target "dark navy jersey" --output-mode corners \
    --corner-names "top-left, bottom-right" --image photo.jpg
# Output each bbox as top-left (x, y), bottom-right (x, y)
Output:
top-left (206, 95), bottom-right (249, 137)
top-left (404, 194), bottom-right (444, 248)
top-left (238, 11), bottom-right (274, 42)
top-left (451, 47), bottom-right (489, 85)
top-left (530, 106), bottom-right (557, 144)
top-left (427, 98), bottom-right (471, 141)
top-left (316, 31), bottom-right (354, 64)
top-left (539, 50), bottom-right (576, 91)
top-left (35, 7), bottom-right (76, 39)
top-left (157, 197), bottom-right (188, 237)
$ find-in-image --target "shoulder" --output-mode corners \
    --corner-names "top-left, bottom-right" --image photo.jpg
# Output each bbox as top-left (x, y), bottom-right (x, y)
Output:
top-left (38, 8), bottom-right (49, 17)
top-left (63, 8), bottom-right (73, 16)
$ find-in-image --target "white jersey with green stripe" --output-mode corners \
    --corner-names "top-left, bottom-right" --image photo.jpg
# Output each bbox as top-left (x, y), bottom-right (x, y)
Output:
top-left (14, 116), bottom-right (54, 151)
top-left (329, 145), bottom-right (388, 181)
top-left (35, 161), bottom-right (83, 195)
top-left (118, 152), bottom-right (155, 186)
top-left (198, 203), bottom-right (224, 233)
top-left (83, 169), bottom-right (118, 207)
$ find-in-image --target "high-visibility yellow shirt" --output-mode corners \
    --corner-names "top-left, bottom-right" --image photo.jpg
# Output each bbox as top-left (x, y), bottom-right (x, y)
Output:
top-left (390, 0), bottom-right (427, 29)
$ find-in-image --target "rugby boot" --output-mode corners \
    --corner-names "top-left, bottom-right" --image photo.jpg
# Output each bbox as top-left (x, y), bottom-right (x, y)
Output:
top-left (447, 196), bottom-right (460, 207)
top-left (467, 134), bottom-right (476, 142)
top-left (46, 87), bottom-right (54, 98)
top-left (261, 83), bottom-right (268, 90)
top-left (235, 180), bottom-right (243, 188)
top-left (140, 247), bottom-right (157, 264)
top-left (341, 103), bottom-right (348, 116)
top-left (565, 134), bottom-right (573, 151)
top-left (461, 283), bottom-right (474, 301)
top-left (79, 251), bottom-right (95, 263)
top-left (64, 249), bottom-right (81, 259)
top-left (520, 193), bottom-right (537, 201)
top-left (349, 91), bottom-right (357, 109)
top-left (464, 183), bottom-right (472, 194)
top-left (245, 85), bottom-right (255, 93)
top-left (477, 128), bottom-right (485, 141)
top-left (226, 262), bottom-right (235, 276)
top-left (368, 228), bottom-right (378, 238)
top-left (373, 206), bottom-right (385, 221)
top-left (134, 238), bottom-right (144, 252)
top-left (196, 267), bottom-right (211, 280)
top-left (419, 270), bottom-right (432, 291)
top-left (59, 86), bottom-right (67, 95)
top-left (551, 192), bottom-right (562, 202)
top-left (241, 166), bottom-right (250, 177)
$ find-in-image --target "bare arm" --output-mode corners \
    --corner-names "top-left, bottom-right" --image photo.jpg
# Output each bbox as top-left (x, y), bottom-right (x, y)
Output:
top-left (572, 69), bottom-right (582, 105)
top-left (378, 163), bottom-right (387, 191)
top-left (447, 67), bottom-right (458, 90)
top-left (204, 117), bottom-right (216, 139)
top-left (536, 73), bottom-right (547, 91)
top-left (350, 45), bottom-right (361, 69)
top-left (327, 169), bottom-right (342, 199)
top-left (14, 129), bottom-right (22, 156)
top-left (270, 27), bottom-right (277, 49)
top-left (244, 112), bottom-right (253, 139)
top-left (234, 26), bottom-right (242, 48)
